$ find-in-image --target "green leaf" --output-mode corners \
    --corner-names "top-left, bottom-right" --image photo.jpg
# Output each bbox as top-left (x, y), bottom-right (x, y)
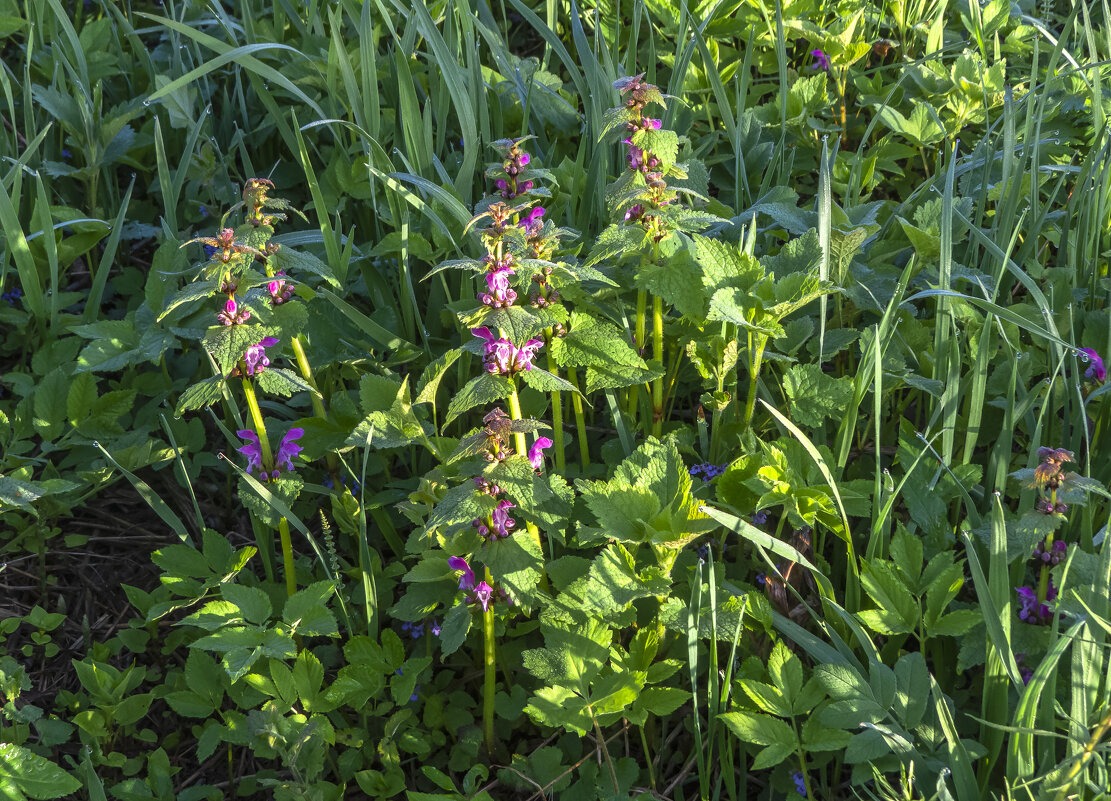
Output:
top-left (858, 560), bottom-right (918, 635)
top-left (635, 249), bottom-right (706, 319)
top-left (282, 581), bottom-right (339, 637)
top-left (519, 367), bottom-right (577, 394)
top-left (32, 369), bottom-right (68, 441)
top-left (220, 584), bottom-right (272, 626)
top-left (255, 368), bottom-right (316, 399)
top-left (582, 545), bottom-right (671, 615)
top-left (0, 743), bottom-right (82, 799)
top-left (157, 278), bottom-right (218, 321)
top-left (269, 245), bottom-right (340, 287)
top-left (585, 361), bottom-right (664, 393)
top-left (738, 679), bottom-right (791, 717)
top-left (66, 373), bottom-right (97, 426)
top-left (720, 711), bottom-right (797, 765)
top-left (783, 364), bottom-right (854, 427)
top-left (175, 377), bottom-right (226, 416)
top-left (444, 373), bottom-right (514, 428)
top-left (439, 603), bottom-right (472, 657)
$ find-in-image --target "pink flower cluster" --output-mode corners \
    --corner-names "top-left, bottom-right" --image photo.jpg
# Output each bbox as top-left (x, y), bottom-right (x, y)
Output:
top-left (217, 297), bottom-right (251, 326)
top-left (472, 327), bottom-right (543, 374)
top-left (268, 272), bottom-right (295, 306)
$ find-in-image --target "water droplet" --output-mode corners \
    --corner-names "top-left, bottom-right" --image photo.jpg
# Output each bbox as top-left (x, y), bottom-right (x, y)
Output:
top-left (1079, 352), bottom-right (1089, 363)
top-left (1053, 139), bottom-right (1060, 145)
top-left (142, 99), bottom-right (151, 107)
top-left (204, 104), bottom-right (212, 115)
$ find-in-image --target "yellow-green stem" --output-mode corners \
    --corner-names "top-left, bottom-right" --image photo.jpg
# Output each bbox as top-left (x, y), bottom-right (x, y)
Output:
top-left (566, 367), bottom-right (590, 470)
top-left (241, 378), bottom-right (273, 469)
top-left (291, 335), bottom-right (326, 419)
top-left (652, 295), bottom-right (663, 436)
top-left (483, 566), bottom-right (497, 754)
top-left (506, 386), bottom-right (530, 461)
top-left (278, 517), bottom-right (296, 597)
top-left (545, 334), bottom-right (565, 473)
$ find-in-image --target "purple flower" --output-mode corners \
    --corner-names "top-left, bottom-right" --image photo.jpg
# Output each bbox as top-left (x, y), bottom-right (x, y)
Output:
top-left (1016, 580), bottom-right (1057, 625)
top-left (1080, 348), bottom-right (1106, 382)
top-left (243, 336), bottom-right (279, 376)
top-left (61, 148), bottom-right (72, 159)
top-left (645, 118), bottom-right (662, 130)
top-left (236, 430), bottom-right (264, 474)
top-left (430, 620), bottom-right (441, 637)
top-left (528, 437), bottom-right (553, 470)
top-left (472, 581), bottom-right (494, 612)
top-left (479, 266), bottom-right (517, 307)
top-left (471, 328), bottom-right (544, 374)
top-left (491, 500), bottom-right (516, 539)
top-left (810, 49), bottom-right (830, 71)
top-left (448, 556), bottom-right (475, 591)
top-left (274, 428), bottom-right (304, 475)
top-left (752, 510), bottom-right (769, 526)
top-left (624, 203), bottom-right (644, 222)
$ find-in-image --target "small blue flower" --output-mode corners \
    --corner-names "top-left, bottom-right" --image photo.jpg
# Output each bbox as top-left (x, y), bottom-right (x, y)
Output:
top-left (752, 510), bottom-right (768, 526)
top-left (322, 477), bottom-right (334, 489)
top-left (755, 573), bottom-right (766, 587)
top-left (202, 244), bottom-right (218, 260)
top-left (1, 288), bottom-right (22, 305)
top-left (792, 771), bottom-right (807, 798)
top-left (410, 684), bottom-right (420, 703)
top-left (61, 149), bottom-right (71, 160)
top-left (198, 204), bottom-right (208, 218)
top-left (696, 543), bottom-right (710, 563)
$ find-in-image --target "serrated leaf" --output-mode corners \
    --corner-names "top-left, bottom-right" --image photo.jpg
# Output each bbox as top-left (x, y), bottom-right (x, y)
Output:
top-left (269, 246), bottom-right (340, 287)
top-left (444, 373), bottom-right (514, 427)
top-left (255, 368), bottom-right (315, 399)
top-left (520, 367), bottom-right (577, 394)
top-left (175, 377), bottom-right (225, 416)
top-left (783, 364), bottom-right (854, 427)
top-left (158, 279), bottom-right (219, 321)
top-left (439, 603), bottom-right (472, 656)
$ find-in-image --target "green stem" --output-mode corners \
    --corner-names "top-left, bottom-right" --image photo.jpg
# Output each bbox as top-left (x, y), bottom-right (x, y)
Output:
top-left (545, 333), bottom-right (565, 473)
top-left (506, 385), bottom-right (529, 461)
top-left (506, 383), bottom-right (550, 590)
top-left (291, 335), bottom-right (326, 419)
top-left (593, 716), bottom-right (620, 794)
top-left (241, 378), bottom-right (273, 469)
top-left (638, 725), bottom-right (656, 790)
top-left (483, 566), bottom-right (497, 755)
top-left (278, 517), bottom-right (296, 598)
top-left (652, 295), bottom-right (664, 436)
top-left (743, 335), bottom-right (766, 430)
top-left (566, 367), bottom-right (590, 470)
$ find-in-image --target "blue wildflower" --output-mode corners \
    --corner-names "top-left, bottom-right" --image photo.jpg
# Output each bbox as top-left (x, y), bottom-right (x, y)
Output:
top-left (792, 771), bottom-right (807, 798)
top-left (752, 510), bottom-right (768, 526)
top-left (755, 573), bottom-right (766, 587)
top-left (410, 684), bottom-right (420, 703)
top-left (61, 149), bottom-right (71, 160)
top-left (198, 204), bottom-right (208, 218)
top-left (202, 244), bottom-right (218, 260)
top-left (1, 288), bottom-right (22, 305)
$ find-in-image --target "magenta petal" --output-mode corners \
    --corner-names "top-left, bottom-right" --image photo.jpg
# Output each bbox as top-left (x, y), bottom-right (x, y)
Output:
top-left (260, 336), bottom-right (280, 347)
top-left (448, 556), bottom-right (475, 591)
top-left (473, 581), bottom-right (494, 611)
top-left (471, 327), bottom-right (495, 343)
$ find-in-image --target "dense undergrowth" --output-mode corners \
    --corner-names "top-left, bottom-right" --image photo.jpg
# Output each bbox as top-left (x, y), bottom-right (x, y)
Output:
top-left (2, 0), bottom-right (1111, 799)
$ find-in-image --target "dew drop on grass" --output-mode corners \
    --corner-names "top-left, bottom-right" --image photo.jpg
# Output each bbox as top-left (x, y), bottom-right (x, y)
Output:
top-left (142, 99), bottom-right (151, 107)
